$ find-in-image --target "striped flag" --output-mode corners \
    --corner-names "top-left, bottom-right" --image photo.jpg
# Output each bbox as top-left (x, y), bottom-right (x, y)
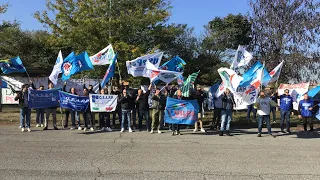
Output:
top-left (181, 71), bottom-right (200, 97)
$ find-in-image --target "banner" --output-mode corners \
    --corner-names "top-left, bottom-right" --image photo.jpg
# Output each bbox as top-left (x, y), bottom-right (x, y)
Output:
top-left (126, 52), bottom-right (163, 77)
top-left (278, 82), bottom-right (310, 110)
top-left (1, 88), bottom-right (18, 104)
top-left (1, 76), bottom-right (48, 91)
top-left (164, 97), bottom-right (199, 125)
top-left (233, 86), bottom-right (259, 109)
top-left (89, 94), bottom-right (117, 112)
top-left (207, 82), bottom-right (220, 110)
top-left (59, 91), bottom-right (89, 112)
top-left (28, 89), bottom-right (60, 108)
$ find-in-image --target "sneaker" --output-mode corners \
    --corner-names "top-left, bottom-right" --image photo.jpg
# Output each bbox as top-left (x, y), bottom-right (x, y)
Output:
top-left (129, 128), bottom-right (133, 133)
top-left (101, 127), bottom-right (105, 131)
top-left (90, 127), bottom-right (94, 131)
top-left (219, 131), bottom-right (223, 136)
top-left (21, 128), bottom-right (25, 132)
top-left (41, 124), bottom-right (44, 127)
top-left (43, 127), bottom-right (48, 130)
top-left (169, 129), bottom-right (172, 132)
top-left (70, 127), bottom-right (75, 130)
top-left (19, 126), bottom-right (22, 129)
top-left (36, 124), bottom-right (40, 127)
top-left (226, 131), bottom-right (231, 136)
top-left (176, 131), bottom-right (181, 135)
top-left (54, 126), bottom-right (59, 130)
top-left (193, 128), bottom-right (198, 132)
top-left (83, 127), bottom-right (87, 131)
top-left (172, 132), bottom-right (175, 136)
top-left (78, 127), bottom-right (82, 130)
top-left (200, 128), bottom-right (206, 132)
top-left (157, 130), bottom-right (162, 134)
top-left (257, 133), bottom-right (261, 137)
top-left (287, 130), bottom-right (291, 134)
top-left (150, 130), bottom-right (154, 134)
top-left (27, 128), bottom-right (31, 132)
top-left (120, 128), bottom-right (125, 132)
top-left (106, 127), bottom-right (112, 132)
top-left (281, 130), bottom-right (286, 133)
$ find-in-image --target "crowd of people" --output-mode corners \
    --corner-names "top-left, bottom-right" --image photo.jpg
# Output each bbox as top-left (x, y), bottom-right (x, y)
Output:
top-left (10, 81), bottom-right (319, 137)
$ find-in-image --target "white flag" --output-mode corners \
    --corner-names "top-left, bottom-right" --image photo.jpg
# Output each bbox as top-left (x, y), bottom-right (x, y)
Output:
top-left (217, 68), bottom-right (243, 94)
top-left (231, 45), bottom-right (253, 68)
top-left (143, 61), bottom-right (182, 83)
top-left (49, 50), bottom-right (63, 85)
top-left (268, 60), bottom-right (284, 83)
top-left (241, 66), bottom-right (263, 104)
top-left (90, 44), bottom-right (115, 65)
top-left (126, 52), bottom-right (163, 77)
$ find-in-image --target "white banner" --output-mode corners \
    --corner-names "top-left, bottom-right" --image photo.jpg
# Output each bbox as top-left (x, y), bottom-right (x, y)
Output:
top-left (234, 86), bottom-right (260, 110)
top-left (90, 44), bottom-right (115, 65)
top-left (143, 61), bottom-right (182, 83)
top-left (1, 88), bottom-right (18, 104)
top-left (126, 52), bottom-right (163, 77)
top-left (89, 94), bottom-right (117, 112)
top-left (1, 76), bottom-right (48, 90)
top-left (278, 82), bottom-right (310, 110)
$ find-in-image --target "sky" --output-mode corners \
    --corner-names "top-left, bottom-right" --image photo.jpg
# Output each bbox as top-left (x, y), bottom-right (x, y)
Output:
top-left (0, 0), bottom-right (250, 36)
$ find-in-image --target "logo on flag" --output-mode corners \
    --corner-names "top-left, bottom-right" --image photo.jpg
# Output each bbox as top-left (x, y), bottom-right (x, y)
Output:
top-left (63, 62), bottom-right (72, 76)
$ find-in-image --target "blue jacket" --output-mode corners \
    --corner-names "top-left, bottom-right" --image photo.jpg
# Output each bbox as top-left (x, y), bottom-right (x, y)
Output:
top-left (279, 95), bottom-right (293, 111)
top-left (298, 99), bottom-right (314, 117)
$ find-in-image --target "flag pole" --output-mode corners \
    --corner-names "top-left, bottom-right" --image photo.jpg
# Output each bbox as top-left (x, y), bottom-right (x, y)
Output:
top-left (24, 68), bottom-right (31, 81)
top-left (116, 61), bottom-right (122, 84)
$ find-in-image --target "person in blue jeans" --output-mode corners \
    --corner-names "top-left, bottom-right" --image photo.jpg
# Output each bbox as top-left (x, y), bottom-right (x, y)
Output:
top-left (246, 104), bottom-right (257, 122)
top-left (219, 88), bottom-right (235, 136)
top-left (14, 84), bottom-right (32, 132)
top-left (270, 92), bottom-right (278, 122)
top-left (135, 84), bottom-right (151, 131)
top-left (254, 91), bottom-right (277, 137)
top-left (298, 94), bottom-right (314, 132)
top-left (279, 89), bottom-right (293, 133)
top-left (119, 89), bottom-right (133, 132)
top-left (35, 85), bottom-right (45, 127)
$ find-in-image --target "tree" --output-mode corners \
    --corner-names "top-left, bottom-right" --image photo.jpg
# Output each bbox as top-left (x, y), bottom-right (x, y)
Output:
top-left (0, 3), bottom-right (8, 14)
top-left (34, 0), bottom-right (184, 86)
top-left (250, 0), bottom-right (320, 83)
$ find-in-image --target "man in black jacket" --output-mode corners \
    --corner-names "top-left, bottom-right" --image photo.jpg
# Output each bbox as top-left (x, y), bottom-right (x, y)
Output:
top-left (63, 82), bottom-right (77, 130)
top-left (136, 84), bottom-right (152, 131)
top-left (119, 89), bottom-right (133, 132)
top-left (14, 84), bottom-right (32, 132)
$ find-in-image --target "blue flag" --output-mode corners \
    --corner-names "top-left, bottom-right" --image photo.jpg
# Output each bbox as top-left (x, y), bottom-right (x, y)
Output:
top-left (239, 61), bottom-right (271, 87)
top-left (0, 56), bottom-right (26, 74)
top-left (159, 56), bottom-right (186, 72)
top-left (100, 54), bottom-right (117, 88)
top-left (0, 79), bottom-right (7, 88)
top-left (61, 51), bottom-right (94, 81)
top-left (28, 89), bottom-right (60, 108)
top-left (164, 97), bottom-right (199, 125)
top-left (77, 51), bottom-right (94, 71)
top-left (308, 86), bottom-right (320, 98)
top-left (59, 91), bottom-right (90, 112)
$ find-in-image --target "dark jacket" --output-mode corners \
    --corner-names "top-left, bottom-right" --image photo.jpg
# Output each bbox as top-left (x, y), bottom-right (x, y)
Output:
top-left (12, 83), bottom-right (35, 109)
top-left (136, 90), bottom-right (150, 111)
top-left (119, 95), bottom-right (133, 110)
top-left (194, 90), bottom-right (205, 111)
top-left (151, 94), bottom-right (167, 110)
top-left (83, 84), bottom-right (96, 94)
top-left (221, 93), bottom-right (235, 110)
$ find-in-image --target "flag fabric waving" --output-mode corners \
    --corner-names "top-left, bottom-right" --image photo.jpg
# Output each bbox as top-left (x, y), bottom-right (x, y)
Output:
top-left (217, 68), bottom-right (243, 94)
top-left (0, 56), bottom-right (26, 74)
top-left (159, 56), bottom-right (186, 72)
top-left (268, 60), bottom-right (284, 83)
top-left (177, 74), bottom-right (184, 85)
top-left (239, 61), bottom-right (270, 87)
top-left (49, 50), bottom-right (63, 85)
top-left (307, 86), bottom-right (320, 98)
top-left (231, 45), bottom-right (253, 69)
top-left (126, 52), bottom-right (163, 77)
top-left (208, 81), bottom-right (221, 109)
top-left (61, 51), bottom-right (94, 81)
top-left (181, 71), bottom-right (200, 97)
top-left (90, 44), bottom-right (115, 65)
top-left (242, 64), bottom-right (264, 104)
top-left (100, 54), bottom-right (117, 88)
top-left (143, 61), bottom-right (182, 83)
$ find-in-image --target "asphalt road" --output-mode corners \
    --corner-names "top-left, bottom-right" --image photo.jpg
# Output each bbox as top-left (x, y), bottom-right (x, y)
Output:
top-left (0, 125), bottom-right (319, 180)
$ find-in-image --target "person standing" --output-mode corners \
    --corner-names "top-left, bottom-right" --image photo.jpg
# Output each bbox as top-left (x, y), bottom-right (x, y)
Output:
top-left (136, 84), bottom-right (151, 131)
top-left (219, 88), bottom-right (235, 136)
top-left (119, 89), bottom-right (133, 132)
top-left (35, 85), bottom-right (45, 128)
top-left (62, 82), bottom-right (77, 130)
top-left (172, 89), bottom-right (183, 136)
top-left (81, 88), bottom-right (91, 131)
top-left (193, 87), bottom-right (206, 132)
top-left (150, 87), bottom-right (163, 134)
top-left (44, 82), bottom-right (59, 130)
top-left (212, 95), bottom-right (222, 130)
top-left (83, 84), bottom-right (96, 131)
top-left (14, 84), bottom-right (32, 132)
top-left (298, 93), bottom-right (314, 132)
top-left (254, 91), bottom-right (277, 137)
top-left (99, 88), bottom-right (112, 132)
top-left (246, 104), bottom-right (257, 122)
top-left (270, 91), bottom-right (278, 123)
top-left (159, 90), bottom-right (168, 130)
top-left (279, 89), bottom-right (293, 133)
